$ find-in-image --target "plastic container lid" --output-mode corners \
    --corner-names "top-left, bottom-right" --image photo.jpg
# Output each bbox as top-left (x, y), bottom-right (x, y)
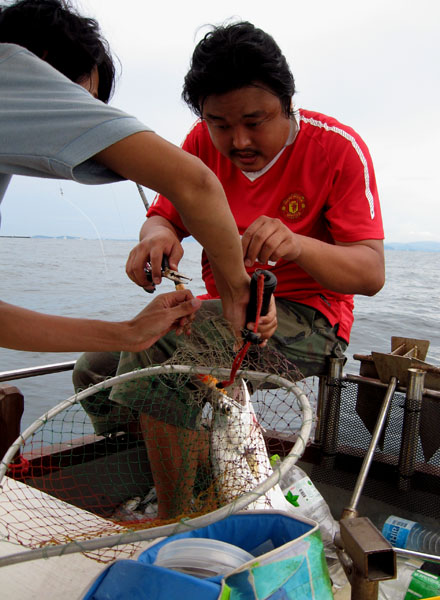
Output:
top-left (154, 537), bottom-right (254, 578)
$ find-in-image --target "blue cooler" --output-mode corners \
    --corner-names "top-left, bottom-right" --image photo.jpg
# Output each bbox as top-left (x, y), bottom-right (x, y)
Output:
top-left (82, 510), bottom-right (333, 599)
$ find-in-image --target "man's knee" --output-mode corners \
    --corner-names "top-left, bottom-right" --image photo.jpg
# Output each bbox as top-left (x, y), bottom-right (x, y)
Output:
top-left (72, 351), bottom-right (120, 392)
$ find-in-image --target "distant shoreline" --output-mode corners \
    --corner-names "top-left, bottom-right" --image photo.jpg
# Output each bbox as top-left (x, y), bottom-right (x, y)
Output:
top-left (0, 235), bottom-right (136, 241)
top-left (383, 241), bottom-right (440, 252)
top-left (1, 236), bottom-right (440, 251)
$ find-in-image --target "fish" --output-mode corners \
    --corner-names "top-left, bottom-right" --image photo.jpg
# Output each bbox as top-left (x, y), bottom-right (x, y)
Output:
top-left (209, 378), bottom-right (292, 511)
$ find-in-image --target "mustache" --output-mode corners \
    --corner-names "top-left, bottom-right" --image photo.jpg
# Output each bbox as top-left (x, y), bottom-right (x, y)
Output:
top-left (229, 149), bottom-right (261, 157)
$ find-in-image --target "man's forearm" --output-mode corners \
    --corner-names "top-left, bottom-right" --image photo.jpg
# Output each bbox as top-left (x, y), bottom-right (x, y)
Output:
top-left (1, 290), bottom-right (202, 353)
top-left (0, 301), bottom-right (127, 352)
top-left (294, 236), bottom-right (385, 296)
top-left (138, 216), bottom-right (180, 243)
top-left (95, 132), bottom-right (250, 299)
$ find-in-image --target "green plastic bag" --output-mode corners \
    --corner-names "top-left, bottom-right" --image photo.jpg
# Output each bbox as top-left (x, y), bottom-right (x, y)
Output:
top-left (218, 512), bottom-right (333, 599)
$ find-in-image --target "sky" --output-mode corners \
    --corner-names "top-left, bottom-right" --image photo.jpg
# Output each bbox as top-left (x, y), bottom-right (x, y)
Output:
top-left (1, 0), bottom-right (439, 242)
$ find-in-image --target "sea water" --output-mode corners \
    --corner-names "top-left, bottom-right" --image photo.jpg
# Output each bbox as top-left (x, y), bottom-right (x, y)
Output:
top-left (0, 237), bottom-right (439, 430)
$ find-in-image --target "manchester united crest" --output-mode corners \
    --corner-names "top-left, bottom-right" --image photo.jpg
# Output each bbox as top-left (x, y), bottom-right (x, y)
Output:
top-left (279, 193), bottom-right (307, 222)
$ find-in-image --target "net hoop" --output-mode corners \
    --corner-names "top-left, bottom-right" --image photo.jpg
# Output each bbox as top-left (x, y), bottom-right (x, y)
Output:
top-left (0, 364), bottom-right (313, 566)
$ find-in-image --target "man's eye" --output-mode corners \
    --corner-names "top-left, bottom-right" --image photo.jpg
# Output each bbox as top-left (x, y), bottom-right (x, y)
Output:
top-left (247, 122), bottom-right (261, 128)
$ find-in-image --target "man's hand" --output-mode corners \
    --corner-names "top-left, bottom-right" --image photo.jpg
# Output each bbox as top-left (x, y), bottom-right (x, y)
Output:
top-left (126, 217), bottom-right (183, 291)
top-left (245, 295), bottom-right (277, 346)
top-left (242, 216), bottom-right (385, 296)
top-left (127, 290), bottom-right (201, 351)
top-left (242, 216), bottom-right (299, 267)
top-left (0, 291), bottom-right (201, 353)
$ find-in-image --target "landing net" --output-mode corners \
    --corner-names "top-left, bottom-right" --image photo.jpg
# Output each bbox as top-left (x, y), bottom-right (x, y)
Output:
top-left (0, 320), bottom-right (314, 564)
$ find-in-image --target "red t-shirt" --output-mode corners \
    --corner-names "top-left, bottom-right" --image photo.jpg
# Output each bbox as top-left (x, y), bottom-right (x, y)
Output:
top-left (148, 109), bottom-right (384, 342)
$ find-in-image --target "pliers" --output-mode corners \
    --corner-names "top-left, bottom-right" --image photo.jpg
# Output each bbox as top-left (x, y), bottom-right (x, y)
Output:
top-left (144, 255), bottom-right (191, 292)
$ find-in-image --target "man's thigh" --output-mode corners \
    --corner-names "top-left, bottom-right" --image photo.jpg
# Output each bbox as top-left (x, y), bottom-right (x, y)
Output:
top-left (267, 299), bottom-right (347, 378)
top-left (73, 351), bottom-right (121, 391)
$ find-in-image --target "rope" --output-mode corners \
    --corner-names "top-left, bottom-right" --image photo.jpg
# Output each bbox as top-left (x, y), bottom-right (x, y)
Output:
top-left (6, 455), bottom-right (29, 478)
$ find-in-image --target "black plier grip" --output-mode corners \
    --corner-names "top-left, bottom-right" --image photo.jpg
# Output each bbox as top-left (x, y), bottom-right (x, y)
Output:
top-left (242, 270), bottom-right (277, 344)
top-left (144, 256), bottom-right (191, 292)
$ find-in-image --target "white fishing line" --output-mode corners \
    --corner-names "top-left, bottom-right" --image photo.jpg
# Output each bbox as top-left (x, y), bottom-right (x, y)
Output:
top-left (59, 186), bottom-right (110, 276)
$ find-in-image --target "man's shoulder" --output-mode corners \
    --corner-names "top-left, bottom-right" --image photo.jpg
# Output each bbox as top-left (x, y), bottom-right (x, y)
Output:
top-left (0, 43), bottom-right (31, 62)
top-left (0, 42), bottom-right (68, 86)
top-left (184, 119), bottom-right (210, 142)
top-left (183, 119), bottom-right (218, 156)
top-left (298, 108), bottom-right (361, 140)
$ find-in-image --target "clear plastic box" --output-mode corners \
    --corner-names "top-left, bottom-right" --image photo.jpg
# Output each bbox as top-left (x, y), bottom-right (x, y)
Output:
top-left (154, 537), bottom-right (254, 578)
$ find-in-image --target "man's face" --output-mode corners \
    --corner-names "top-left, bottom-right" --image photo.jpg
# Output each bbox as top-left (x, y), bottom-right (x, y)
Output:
top-left (202, 85), bottom-right (291, 172)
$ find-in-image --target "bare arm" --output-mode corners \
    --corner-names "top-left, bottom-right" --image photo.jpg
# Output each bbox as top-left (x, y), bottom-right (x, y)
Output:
top-left (126, 216), bottom-right (184, 290)
top-left (0, 292), bottom-right (201, 353)
top-left (292, 237), bottom-right (384, 295)
top-left (242, 216), bottom-right (385, 296)
top-left (94, 132), bottom-right (251, 332)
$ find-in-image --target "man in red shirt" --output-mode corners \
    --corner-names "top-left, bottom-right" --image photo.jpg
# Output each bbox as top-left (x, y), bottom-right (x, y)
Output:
top-left (127, 21), bottom-right (384, 362)
top-left (75, 21), bottom-right (385, 518)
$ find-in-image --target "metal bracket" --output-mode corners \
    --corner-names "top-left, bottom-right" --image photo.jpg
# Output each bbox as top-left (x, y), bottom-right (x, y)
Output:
top-left (339, 516), bottom-right (396, 581)
top-left (372, 336), bottom-right (432, 387)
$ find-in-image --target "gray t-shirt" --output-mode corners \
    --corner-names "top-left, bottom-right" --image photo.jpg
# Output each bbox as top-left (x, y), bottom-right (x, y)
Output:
top-left (0, 43), bottom-right (152, 221)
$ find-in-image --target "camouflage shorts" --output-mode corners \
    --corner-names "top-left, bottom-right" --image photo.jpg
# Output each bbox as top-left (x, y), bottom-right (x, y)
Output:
top-left (74, 299), bottom-right (347, 434)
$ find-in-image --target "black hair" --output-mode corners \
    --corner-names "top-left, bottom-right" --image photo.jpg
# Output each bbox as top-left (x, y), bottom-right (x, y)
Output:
top-left (182, 21), bottom-right (295, 118)
top-left (0, 0), bottom-right (116, 102)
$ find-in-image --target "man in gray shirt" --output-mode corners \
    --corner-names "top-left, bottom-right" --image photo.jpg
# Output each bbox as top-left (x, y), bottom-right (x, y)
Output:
top-left (0, 0), bottom-right (250, 352)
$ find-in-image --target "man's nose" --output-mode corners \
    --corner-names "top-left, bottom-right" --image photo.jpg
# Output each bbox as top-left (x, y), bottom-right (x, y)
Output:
top-left (231, 126), bottom-right (252, 149)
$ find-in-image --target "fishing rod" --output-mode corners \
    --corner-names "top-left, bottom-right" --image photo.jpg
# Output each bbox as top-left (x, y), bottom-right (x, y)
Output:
top-left (136, 183), bottom-right (150, 211)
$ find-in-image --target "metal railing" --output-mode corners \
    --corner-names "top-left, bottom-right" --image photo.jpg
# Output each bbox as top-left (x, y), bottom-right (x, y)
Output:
top-left (0, 361), bottom-right (76, 382)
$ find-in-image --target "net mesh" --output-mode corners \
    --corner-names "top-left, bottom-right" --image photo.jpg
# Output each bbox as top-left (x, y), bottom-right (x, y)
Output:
top-left (0, 319), bottom-right (313, 563)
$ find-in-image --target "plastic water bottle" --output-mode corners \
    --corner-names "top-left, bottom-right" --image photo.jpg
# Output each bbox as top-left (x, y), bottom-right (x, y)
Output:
top-left (382, 515), bottom-right (440, 555)
top-left (272, 457), bottom-right (339, 558)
